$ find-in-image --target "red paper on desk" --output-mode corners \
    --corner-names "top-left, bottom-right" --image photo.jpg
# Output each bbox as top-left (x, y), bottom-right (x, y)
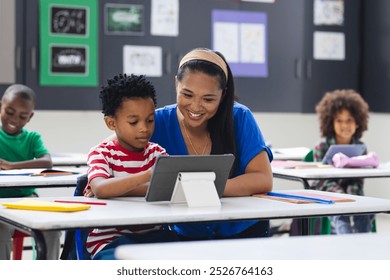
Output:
top-left (255, 191), bottom-right (355, 204)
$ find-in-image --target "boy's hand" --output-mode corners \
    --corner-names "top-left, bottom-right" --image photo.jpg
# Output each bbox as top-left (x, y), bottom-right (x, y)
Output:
top-left (0, 159), bottom-right (13, 170)
top-left (84, 189), bottom-right (94, 197)
top-left (143, 169), bottom-right (153, 182)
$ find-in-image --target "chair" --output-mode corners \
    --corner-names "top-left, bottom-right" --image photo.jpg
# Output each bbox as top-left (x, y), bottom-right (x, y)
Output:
top-left (12, 230), bottom-right (28, 260)
top-left (12, 230), bottom-right (37, 260)
top-left (60, 174), bottom-right (91, 260)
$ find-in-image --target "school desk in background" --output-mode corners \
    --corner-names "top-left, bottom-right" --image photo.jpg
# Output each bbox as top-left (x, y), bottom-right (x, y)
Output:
top-left (0, 167), bottom-right (87, 189)
top-left (271, 147), bottom-right (311, 161)
top-left (51, 153), bottom-right (88, 167)
top-left (271, 163), bottom-right (390, 189)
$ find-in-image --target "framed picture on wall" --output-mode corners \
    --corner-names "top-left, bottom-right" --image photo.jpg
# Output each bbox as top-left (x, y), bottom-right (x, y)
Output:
top-left (50, 5), bottom-right (88, 37)
top-left (104, 3), bottom-right (144, 35)
top-left (314, 0), bottom-right (344, 26)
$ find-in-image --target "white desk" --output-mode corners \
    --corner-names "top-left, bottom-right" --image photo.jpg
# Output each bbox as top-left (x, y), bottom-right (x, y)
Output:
top-left (51, 153), bottom-right (88, 167)
top-left (0, 167), bottom-right (87, 189)
top-left (1, 189), bottom-right (390, 259)
top-left (115, 233), bottom-right (390, 260)
top-left (272, 164), bottom-right (390, 189)
top-left (272, 147), bottom-right (310, 161)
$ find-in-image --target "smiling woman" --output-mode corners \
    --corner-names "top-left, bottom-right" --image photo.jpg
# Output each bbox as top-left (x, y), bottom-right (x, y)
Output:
top-left (150, 48), bottom-right (274, 240)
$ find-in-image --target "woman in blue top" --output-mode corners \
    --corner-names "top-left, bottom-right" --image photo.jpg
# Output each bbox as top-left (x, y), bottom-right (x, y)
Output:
top-left (151, 48), bottom-right (273, 239)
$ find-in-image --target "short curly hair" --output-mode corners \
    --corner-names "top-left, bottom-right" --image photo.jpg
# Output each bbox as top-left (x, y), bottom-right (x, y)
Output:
top-left (315, 89), bottom-right (369, 139)
top-left (99, 73), bottom-right (157, 116)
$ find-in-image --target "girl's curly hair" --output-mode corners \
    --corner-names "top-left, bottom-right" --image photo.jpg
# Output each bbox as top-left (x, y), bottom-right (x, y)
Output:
top-left (99, 73), bottom-right (157, 116)
top-left (315, 89), bottom-right (369, 139)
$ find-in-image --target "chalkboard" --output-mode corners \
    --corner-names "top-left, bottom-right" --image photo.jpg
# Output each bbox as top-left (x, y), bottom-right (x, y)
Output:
top-left (51, 6), bottom-right (87, 35)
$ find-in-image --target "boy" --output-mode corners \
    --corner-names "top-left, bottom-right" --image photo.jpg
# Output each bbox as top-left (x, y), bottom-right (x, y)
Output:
top-left (0, 84), bottom-right (61, 260)
top-left (84, 74), bottom-right (177, 260)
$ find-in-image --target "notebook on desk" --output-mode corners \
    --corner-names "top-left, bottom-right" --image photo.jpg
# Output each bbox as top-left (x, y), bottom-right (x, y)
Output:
top-left (322, 144), bottom-right (366, 165)
top-left (2, 199), bottom-right (90, 212)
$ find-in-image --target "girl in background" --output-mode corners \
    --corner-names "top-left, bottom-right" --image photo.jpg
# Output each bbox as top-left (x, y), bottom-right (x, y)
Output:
top-left (313, 89), bottom-right (372, 234)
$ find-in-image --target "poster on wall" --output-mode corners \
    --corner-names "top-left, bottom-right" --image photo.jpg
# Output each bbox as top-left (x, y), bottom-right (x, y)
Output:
top-left (105, 3), bottom-right (144, 35)
top-left (123, 45), bottom-right (162, 77)
top-left (212, 10), bottom-right (268, 78)
top-left (51, 45), bottom-right (87, 74)
top-left (150, 0), bottom-right (179, 37)
top-left (39, 0), bottom-right (98, 86)
top-left (50, 6), bottom-right (87, 35)
top-left (314, 0), bottom-right (344, 26)
top-left (313, 31), bottom-right (345, 60)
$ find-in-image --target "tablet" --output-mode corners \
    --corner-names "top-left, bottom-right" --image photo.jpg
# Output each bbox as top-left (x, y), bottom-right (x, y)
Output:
top-left (322, 144), bottom-right (366, 164)
top-left (145, 154), bottom-right (235, 202)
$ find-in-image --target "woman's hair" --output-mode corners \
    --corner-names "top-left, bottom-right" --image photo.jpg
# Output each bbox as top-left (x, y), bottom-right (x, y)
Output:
top-left (176, 48), bottom-right (237, 159)
top-left (99, 73), bottom-right (157, 117)
top-left (315, 89), bottom-right (369, 139)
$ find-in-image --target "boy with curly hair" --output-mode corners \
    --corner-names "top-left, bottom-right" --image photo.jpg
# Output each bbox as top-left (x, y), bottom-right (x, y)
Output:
top-left (84, 74), bottom-right (177, 260)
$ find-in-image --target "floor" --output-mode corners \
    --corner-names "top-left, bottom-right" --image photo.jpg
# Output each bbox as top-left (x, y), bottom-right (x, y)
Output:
top-left (16, 213), bottom-right (390, 259)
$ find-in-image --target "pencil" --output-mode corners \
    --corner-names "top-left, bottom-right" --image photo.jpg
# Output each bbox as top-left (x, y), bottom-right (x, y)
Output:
top-left (266, 192), bottom-right (335, 204)
top-left (54, 199), bottom-right (107, 205)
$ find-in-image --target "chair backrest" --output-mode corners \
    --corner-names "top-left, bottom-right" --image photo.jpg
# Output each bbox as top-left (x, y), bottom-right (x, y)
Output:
top-left (303, 150), bottom-right (314, 162)
top-left (74, 173), bottom-right (88, 196)
top-left (60, 173), bottom-right (91, 260)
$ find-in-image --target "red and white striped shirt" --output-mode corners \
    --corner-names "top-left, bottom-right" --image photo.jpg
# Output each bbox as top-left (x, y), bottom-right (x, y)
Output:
top-left (85, 140), bottom-right (167, 257)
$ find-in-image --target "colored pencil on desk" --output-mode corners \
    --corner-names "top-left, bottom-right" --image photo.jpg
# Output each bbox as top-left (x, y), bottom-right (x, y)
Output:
top-left (266, 192), bottom-right (335, 204)
top-left (54, 200), bottom-right (107, 206)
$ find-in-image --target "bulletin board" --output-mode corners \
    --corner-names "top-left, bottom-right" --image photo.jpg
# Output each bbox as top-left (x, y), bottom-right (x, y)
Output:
top-left (39, 0), bottom-right (98, 86)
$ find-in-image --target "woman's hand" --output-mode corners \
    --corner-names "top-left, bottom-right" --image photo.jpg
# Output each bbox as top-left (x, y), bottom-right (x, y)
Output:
top-left (223, 150), bottom-right (273, 196)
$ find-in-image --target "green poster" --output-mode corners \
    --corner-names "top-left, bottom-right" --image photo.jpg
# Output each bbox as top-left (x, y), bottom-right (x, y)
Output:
top-left (105, 4), bottom-right (144, 35)
top-left (39, 0), bottom-right (98, 86)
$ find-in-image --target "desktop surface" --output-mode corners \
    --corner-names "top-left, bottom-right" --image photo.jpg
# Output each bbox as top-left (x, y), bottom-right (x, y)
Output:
top-left (115, 233), bottom-right (390, 260)
top-left (1, 190), bottom-right (390, 231)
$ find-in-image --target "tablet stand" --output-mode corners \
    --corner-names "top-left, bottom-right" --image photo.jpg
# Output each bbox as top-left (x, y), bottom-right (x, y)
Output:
top-left (170, 172), bottom-right (221, 207)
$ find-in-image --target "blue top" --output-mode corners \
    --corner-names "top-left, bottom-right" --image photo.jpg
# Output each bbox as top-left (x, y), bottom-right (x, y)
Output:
top-left (151, 102), bottom-right (273, 238)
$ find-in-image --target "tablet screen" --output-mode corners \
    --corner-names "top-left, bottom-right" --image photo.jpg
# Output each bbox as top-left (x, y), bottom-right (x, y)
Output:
top-left (145, 154), bottom-right (235, 202)
top-left (322, 144), bottom-right (366, 164)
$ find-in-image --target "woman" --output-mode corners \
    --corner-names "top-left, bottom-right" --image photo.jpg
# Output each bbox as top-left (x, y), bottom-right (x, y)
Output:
top-left (151, 48), bottom-right (273, 240)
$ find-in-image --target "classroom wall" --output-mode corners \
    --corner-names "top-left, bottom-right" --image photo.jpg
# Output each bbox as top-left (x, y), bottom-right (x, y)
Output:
top-left (27, 110), bottom-right (390, 199)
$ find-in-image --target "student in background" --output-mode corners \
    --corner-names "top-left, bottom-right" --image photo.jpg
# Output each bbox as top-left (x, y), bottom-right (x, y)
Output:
top-left (0, 84), bottom-right (61, 259)
top-left (312, 89), bottom-right (372, 233)
top-left (150, 48), bottom-right (273, 240)
top-left (84, 74), bottom-right (178, 260)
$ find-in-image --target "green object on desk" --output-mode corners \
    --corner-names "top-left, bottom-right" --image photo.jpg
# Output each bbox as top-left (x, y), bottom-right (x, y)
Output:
top-left (303, 149), bottom-right (314, 162)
